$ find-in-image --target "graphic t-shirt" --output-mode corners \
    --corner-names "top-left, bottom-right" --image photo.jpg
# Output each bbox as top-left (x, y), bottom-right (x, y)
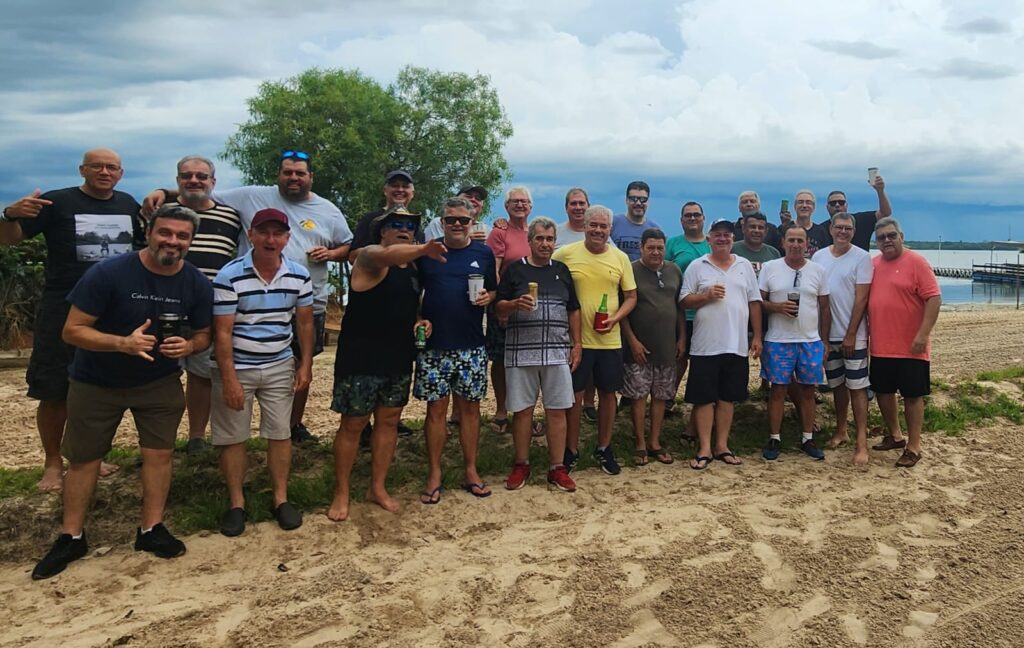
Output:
top-left (611, 214), bottom-right (661, 262)
top-left (418, 240), bottom-right (497, 351)
top-left (67, 253), bottom-right (213, 388)
top-left (627, 261), bottom-right (682, 366)
top-left (18, 187), bottom-right (143, 295)
top-left (868, 250), bottom-right (941, 360)
top-left (732, 240), bottom-right (781, 277)
top-left (496, 259), bottom-right (579, 367)
top-left (759, 258), bottom-right (830, 343)
top-left (811, 246), bottom-right (873, 343)
top-left (552, 242), bottom-right (636, 350)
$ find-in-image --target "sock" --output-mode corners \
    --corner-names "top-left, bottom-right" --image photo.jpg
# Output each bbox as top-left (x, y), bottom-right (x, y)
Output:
top-left (550, 464), bottom-right (564, 471)
top-left (70, 532), bottom-right (83, 540)
top-left (141, 526), bottom-right (153, 534)
top-left (770, 434), bottom-right (781, 441)
top-left (802, 432), bottom-right (814, 442)
top-left (596, 446), bottom-right (606, 452)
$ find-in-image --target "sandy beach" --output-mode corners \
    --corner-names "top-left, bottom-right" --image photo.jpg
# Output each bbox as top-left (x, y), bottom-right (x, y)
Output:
top-left (1, 307), bottom-right (1022, 647)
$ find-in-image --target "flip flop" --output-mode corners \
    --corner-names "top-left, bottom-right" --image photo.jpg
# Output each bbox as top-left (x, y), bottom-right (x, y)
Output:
top-left (713, 451), bottom-right (742, 465)
top-left (419, 485), bottom-right (444, 505)
top-left (690, 455), bottom-right (712, 470)
top-left (648, 448), bottom-right (674, 465)
top-left (634, 449), bottom-right (649, 466)
top-left (531, 420), bottom-right (546, 437)
top-left (489, 418), bottom-right (509, 434)
top-left (461, 482), bottom-right (492, 498)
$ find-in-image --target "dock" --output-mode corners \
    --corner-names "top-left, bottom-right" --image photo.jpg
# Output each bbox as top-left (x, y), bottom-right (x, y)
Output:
top-left (971, 263), bottom-right (1024, 285)
top-left (933, 267), bottom-right (973, 279)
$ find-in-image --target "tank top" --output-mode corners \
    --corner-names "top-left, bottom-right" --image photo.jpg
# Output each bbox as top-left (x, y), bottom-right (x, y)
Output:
top-left (335, 263), bottom-right (419, 377)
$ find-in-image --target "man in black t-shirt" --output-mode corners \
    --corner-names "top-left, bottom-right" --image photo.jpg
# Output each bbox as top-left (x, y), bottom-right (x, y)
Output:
top-left (823, 173), bottom-right (892, 251)
top-left (349, 169), bottom-right (421, 258)
top-left (0, 148), bottom-right (144, 491)
top-left (781, 189), bottom-right (832, 258)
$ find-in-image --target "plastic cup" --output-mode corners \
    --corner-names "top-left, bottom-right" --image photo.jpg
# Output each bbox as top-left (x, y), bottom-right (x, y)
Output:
top-left (868, 167), bottom-right (879, 186)
top-left (468, 274), bottom-right (485, 303)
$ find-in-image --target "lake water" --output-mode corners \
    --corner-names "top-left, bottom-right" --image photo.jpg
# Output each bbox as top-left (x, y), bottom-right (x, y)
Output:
top-left (870, 248), bottom-right (1022, 305)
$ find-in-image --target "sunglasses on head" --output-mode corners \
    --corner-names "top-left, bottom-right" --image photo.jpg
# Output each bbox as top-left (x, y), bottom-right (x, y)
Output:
top-left (178, 172), bottom-right (211, 181)
top-left (385, 219), bottom-right (417, 231)
top-left (281, 150), bottom-right (311, 162)
top-left (443, 216), bottom-right (472, 226)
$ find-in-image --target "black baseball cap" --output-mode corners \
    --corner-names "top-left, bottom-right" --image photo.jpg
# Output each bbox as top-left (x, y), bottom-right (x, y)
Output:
top-left (385, 169), bottom-right (414, 184)
top-left (458, 185), bottom-right (488, 200)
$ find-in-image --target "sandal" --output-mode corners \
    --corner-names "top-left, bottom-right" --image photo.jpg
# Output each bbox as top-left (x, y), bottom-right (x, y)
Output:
top-left (419, 485), bottom-right (444, 505)
top-left (713, 451), bottom-right (742, 465)
top-left (531, 419), bottom-right (546, 437)
top-left (461, 482), bottom-right (492, 498)
top-left (690, 455), bottom-right (712, 470)
top-left (895, 450), bottom-right (922, 468)
top-left (872, 435), bottom-right (907, 451)
top-left (648, 448), bottom-right (674, 465)
top-left (489, 418), bottom-right (509, 434)
top-left (634, 449), bottom-right (649, 466)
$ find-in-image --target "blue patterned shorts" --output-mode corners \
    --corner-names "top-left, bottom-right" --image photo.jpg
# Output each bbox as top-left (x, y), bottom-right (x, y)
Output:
top-left (761, 340), bottom-right (825, 385)
top-left (413, 347), bottom-right (489, 402)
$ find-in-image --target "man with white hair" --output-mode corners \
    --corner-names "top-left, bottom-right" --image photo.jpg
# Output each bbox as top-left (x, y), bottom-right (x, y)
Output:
top-left (733, 190), bottom-right (781, 250)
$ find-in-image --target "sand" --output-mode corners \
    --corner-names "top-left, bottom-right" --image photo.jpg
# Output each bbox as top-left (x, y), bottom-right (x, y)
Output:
top-left (1, 308), bottom-right (1023, 647)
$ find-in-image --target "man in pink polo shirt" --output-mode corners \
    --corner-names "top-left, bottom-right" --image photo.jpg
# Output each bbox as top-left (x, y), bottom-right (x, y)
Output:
top-left (867, 217), bottom-right (941, 468)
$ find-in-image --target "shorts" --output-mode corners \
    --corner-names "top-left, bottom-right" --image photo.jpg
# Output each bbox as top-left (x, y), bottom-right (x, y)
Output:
top-left (869, 357), bottom-right (930, 399)
top-left (571, 348), bottom-right (624, 393)
top-left (505, 365), bottom-right (574, 412)
top-left (331, 373), bottom-right (412, 417)
top-left (291, 311), bottom-right (326, 359)
top-left (683, 319), bottom-right (694, 358)
top-left (62, 373), bottom-right (184, 463)
top-left (26, 294), bottom-right (74, 401)
top-left (761, 340), bottom-right (825, 385)
top-left (825, 343), bottom-right (869, 390)
top-left (684, 354), bottom-right (750, 405)
top-left (413, 347), bottom-right (489, 402)
top-left (622, 363), bottom-right (677, 401)
top-left (182, 345), bottom-right (213, 379)
top-left (485, 313), bottom-right (506, 362)
top-left (210, 359), bottom-right (295, 445)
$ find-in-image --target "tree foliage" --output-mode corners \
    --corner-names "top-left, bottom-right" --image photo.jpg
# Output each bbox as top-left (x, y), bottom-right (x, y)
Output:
top-left (0, 238), bottom-right (46, 348)
top-left (223, 66), bottom-right (513, 225)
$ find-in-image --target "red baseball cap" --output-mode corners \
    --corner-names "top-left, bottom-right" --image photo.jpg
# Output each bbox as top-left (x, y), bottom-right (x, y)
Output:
top-left (251, 208), bottom-right (290, 230)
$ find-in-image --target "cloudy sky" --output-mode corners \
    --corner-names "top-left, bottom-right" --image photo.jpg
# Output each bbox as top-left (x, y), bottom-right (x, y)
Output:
top-left (2, 0), bottom-right (1022, 241)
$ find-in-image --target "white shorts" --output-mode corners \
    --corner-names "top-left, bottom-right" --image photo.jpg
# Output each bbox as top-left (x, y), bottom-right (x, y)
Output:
top-left (210, 359), bottom-right (294, 445)
top-left (505, 365), bottom-right (574, 413)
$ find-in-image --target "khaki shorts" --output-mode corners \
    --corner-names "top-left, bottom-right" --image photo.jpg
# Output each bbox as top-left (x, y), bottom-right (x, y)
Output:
top-left (62, 373), bottom-right (184, 463)
top-left (181, 345), bottom-right (214, 379)
top-left (211, 359), bottom-right (295, 445)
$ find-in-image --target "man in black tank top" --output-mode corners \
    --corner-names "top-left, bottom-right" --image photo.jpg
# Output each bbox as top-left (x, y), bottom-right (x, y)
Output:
top-left (327, 206), bottom-right (447, 521)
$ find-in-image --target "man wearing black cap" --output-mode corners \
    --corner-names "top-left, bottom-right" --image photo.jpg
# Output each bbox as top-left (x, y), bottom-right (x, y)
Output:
top-left (350, 169), bottom-right (421, 254)
top-left (423, 184), bottom-right (489, 241)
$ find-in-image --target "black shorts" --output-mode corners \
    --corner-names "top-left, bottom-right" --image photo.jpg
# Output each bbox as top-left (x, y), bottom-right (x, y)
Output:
top-left (869, 356), bottom-right (930, 398)
top-left (26, 294), bottom-right (74, 402)
top-left (683, 319), bottom-right (695, 358)
top-left (572, 348), bottom-right (624, 393)
top-left (291, 311), bottom-right (326, 359)
top-left (684, 354), bottom-right (750, 405)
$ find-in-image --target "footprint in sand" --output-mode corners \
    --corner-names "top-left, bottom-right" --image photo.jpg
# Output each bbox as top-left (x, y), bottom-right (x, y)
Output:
top-left (840, 613), bottom-right (868, 645)
top-left (856, 541), bottom-right (899, 571)
top-left (748, 593), bottom-right (832, 647)
top-left (610, 608), bottom-right (680, 647)
top-left (751, 542), bottom-right (795, 591)
top-left (902, 609), bottom-right (939, 638)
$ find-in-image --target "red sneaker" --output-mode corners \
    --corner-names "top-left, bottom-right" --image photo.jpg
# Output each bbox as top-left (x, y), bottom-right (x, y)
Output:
top-left (546, 466), bottom-right (576, 492)
top-left (505, 463), bottom-right (530, 490)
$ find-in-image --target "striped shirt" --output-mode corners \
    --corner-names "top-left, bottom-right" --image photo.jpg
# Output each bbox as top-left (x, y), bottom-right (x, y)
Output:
top-left (213, 251), bottom-right (313, 368)
top-left (167, 200), bottom-right (243, 280)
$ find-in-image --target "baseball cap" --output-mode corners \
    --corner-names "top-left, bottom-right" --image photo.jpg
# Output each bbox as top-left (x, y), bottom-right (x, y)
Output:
top-left (458, 185), bottom-right (488, 200)
top-left (385, 169), bottom-right (414, 184)
top-left (709, 218), bottom-right (735, 233)
top-left (251, 208), bottom-right (290, 230)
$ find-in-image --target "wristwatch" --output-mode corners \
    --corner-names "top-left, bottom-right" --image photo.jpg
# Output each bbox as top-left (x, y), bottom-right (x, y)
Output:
top-left (0, 208), bottom-right (13, 223)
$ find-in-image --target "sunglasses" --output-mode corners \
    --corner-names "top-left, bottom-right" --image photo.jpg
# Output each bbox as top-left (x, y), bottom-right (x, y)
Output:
top-left (793, 270), bottom-right (801, 288)
top-left (681, 213), bottom-right (703, 220)
top-left (178, 172), bottom-right (211, 181)
top-left (443, 216), bottom-right (472, 226)
top-left (827, 200), bottom-right (847, 207)
top-left (656, 269), bottom-right (665, 289)
top-left (627, 196), bottom-right (649, 204)
top-left (876, 231), bottom-right (900, 242)
top-left (281, 150), bottom-right (311, 162)
top-left (385, 219), bottom-right (417, 231)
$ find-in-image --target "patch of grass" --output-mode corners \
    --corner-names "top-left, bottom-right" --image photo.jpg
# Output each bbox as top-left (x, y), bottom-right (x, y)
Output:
top-left (0, 468), bottom-right (42, 498)
top-left (977, 365), bottom-right (1024, 382)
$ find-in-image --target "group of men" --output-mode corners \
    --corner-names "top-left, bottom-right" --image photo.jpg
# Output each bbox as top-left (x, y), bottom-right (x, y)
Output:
top-left (1, 148), bottom-right (940, 582)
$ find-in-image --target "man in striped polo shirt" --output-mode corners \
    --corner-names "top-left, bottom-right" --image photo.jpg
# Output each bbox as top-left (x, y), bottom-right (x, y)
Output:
top-left (163, 155), bottom-right (242, 456)
top-left (211, 208), bottom-right (314, 536)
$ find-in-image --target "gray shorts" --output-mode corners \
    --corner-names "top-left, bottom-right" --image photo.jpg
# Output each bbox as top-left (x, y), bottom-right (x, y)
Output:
top-left (181, 345), bottom-right (213, 379)
top-left (210, 359), bottom-right (294, 445)
top-left (505, 365), bottom-right (575, 413)
top-left (622, 363), bottom-right (677, 401)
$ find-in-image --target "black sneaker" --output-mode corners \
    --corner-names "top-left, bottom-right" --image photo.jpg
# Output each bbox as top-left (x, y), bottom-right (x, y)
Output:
top-left (134, 523), bottom-right (186, 559)
top-left (271, 501), bottom-right (303, 531)
top-left (594, 447), bottom-right (621, 475)
top-left (32, 533), bottom-right (88, 580)
top-left (582, 406), bottom-right (598, 423)
top-left (220, 507), bottom-right (247, 537)
top-left (563, 448), bottom-right (579, 473)
top-left (763, 438), bottom-right (782, 461)
top-left (290, 422), bottom-right (319, 445)
top-left (185, 437), bottom-right (209, 456)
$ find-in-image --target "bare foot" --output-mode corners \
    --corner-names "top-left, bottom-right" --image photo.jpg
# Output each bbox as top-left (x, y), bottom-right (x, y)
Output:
top-left (99, 461), bottom-right (120, 478)
top-left (37, 466), bottom-right (63, 491)
top-left (366, 488), bottom-right (400, 513)
top-left (852, 449), bottom-right (869, 467)
top-left (826, 433), bottom-right (849, 450)
top-left (326, 495), bottom-right (349, 522)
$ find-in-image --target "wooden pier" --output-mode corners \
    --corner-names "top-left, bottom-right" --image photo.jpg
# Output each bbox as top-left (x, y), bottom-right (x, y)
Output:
top-left (971, 263), bottom-right (1024, 285)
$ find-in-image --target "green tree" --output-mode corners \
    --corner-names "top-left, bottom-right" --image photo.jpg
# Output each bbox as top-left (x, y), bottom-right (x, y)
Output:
top-left (222, 66), bottom-right (513, 226)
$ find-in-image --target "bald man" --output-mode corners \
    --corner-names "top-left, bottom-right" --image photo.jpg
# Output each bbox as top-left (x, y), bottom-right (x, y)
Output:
top-left (0, 149), bottom-right (145, 490)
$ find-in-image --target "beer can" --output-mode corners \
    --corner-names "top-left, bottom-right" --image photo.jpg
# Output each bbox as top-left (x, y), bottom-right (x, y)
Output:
top-left (527, 282), bottom-right (539, 311)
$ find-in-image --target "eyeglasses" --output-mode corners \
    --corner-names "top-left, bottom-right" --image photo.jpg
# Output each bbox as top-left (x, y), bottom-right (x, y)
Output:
top-left (385, 219), bottom-right (417, 231)
top-left (627, 196), bottom-right (649, 204)
top-left (827, 200), bottom-right (847, 207)
top-left (178, 172), bottom-right (211, 181)
top-left (876, 231), bottom-right (900, 242)
top-left (443, 216), bottom-right (472, 226)
top-left (832, 225), bottom-right (854, 232)
top-left (281, 150), bottom-right (311, 162)
top-left (508, 199), bottom-right (530, 205)
top-left (84, 163), bottom-right (121, 172)
top-left (681, 213), bottom-right (703, 220)
top-left (793, 270), bottom-right (801, 288)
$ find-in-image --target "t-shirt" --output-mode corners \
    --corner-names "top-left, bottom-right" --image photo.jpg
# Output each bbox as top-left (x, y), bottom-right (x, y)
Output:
top-left (213, 186), bottom-right (353, 314)
top-left (798, 222), bottom-right (832, 259)
top-left (165, 200), bottom-right (241, 281)
top-left (552, 241), bottom-right (636, 350)
top-left (811, 245), bottom-right (873, 343)
top-left (485, 221), bottom-right (530, 277)
top-left (610, 214), bottom-right (661, 262)
top-left (353, 208), bottom-right (427, 250)
top-left (212, 251), bottom-right (313, 368)
top-left (555, 222), bottom-right (586, 249)
top-left (627, 261), bottom-right (682, 366)
top-left (665, 235), bottom-right (710, 321)
top-left (18, 187), bottom-right (144, 295)
top-left (850, 211), bottom-right (878, 251)
top-left (759, 258), bottom-right (829, 343)
top-left (680, 255), bottom-right (763, 357)
top-left (67, 253), bottom-right (212, 388)
top-left (424, 216), bottom-right (489, 242)
top-left (867, 250), bottom-right (941, 360)
top-left (418, 240), bottom-right (497, 351)
top-left (732, 240), bottom-right (780, 277)
top-left (496, 259), bottom-right (579, 367)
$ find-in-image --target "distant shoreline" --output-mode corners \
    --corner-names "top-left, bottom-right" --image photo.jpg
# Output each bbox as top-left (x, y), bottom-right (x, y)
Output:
top-left (901, 241), bottom-right (1022, 251)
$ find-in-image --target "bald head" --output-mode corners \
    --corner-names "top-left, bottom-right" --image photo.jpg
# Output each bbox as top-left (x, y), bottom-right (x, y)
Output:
top-left (79, 148), bottom-right (124, 199)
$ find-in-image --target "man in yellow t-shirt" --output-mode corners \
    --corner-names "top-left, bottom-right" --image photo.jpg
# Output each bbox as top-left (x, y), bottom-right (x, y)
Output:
top-left (552, 205), bottom-right (636, 476)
